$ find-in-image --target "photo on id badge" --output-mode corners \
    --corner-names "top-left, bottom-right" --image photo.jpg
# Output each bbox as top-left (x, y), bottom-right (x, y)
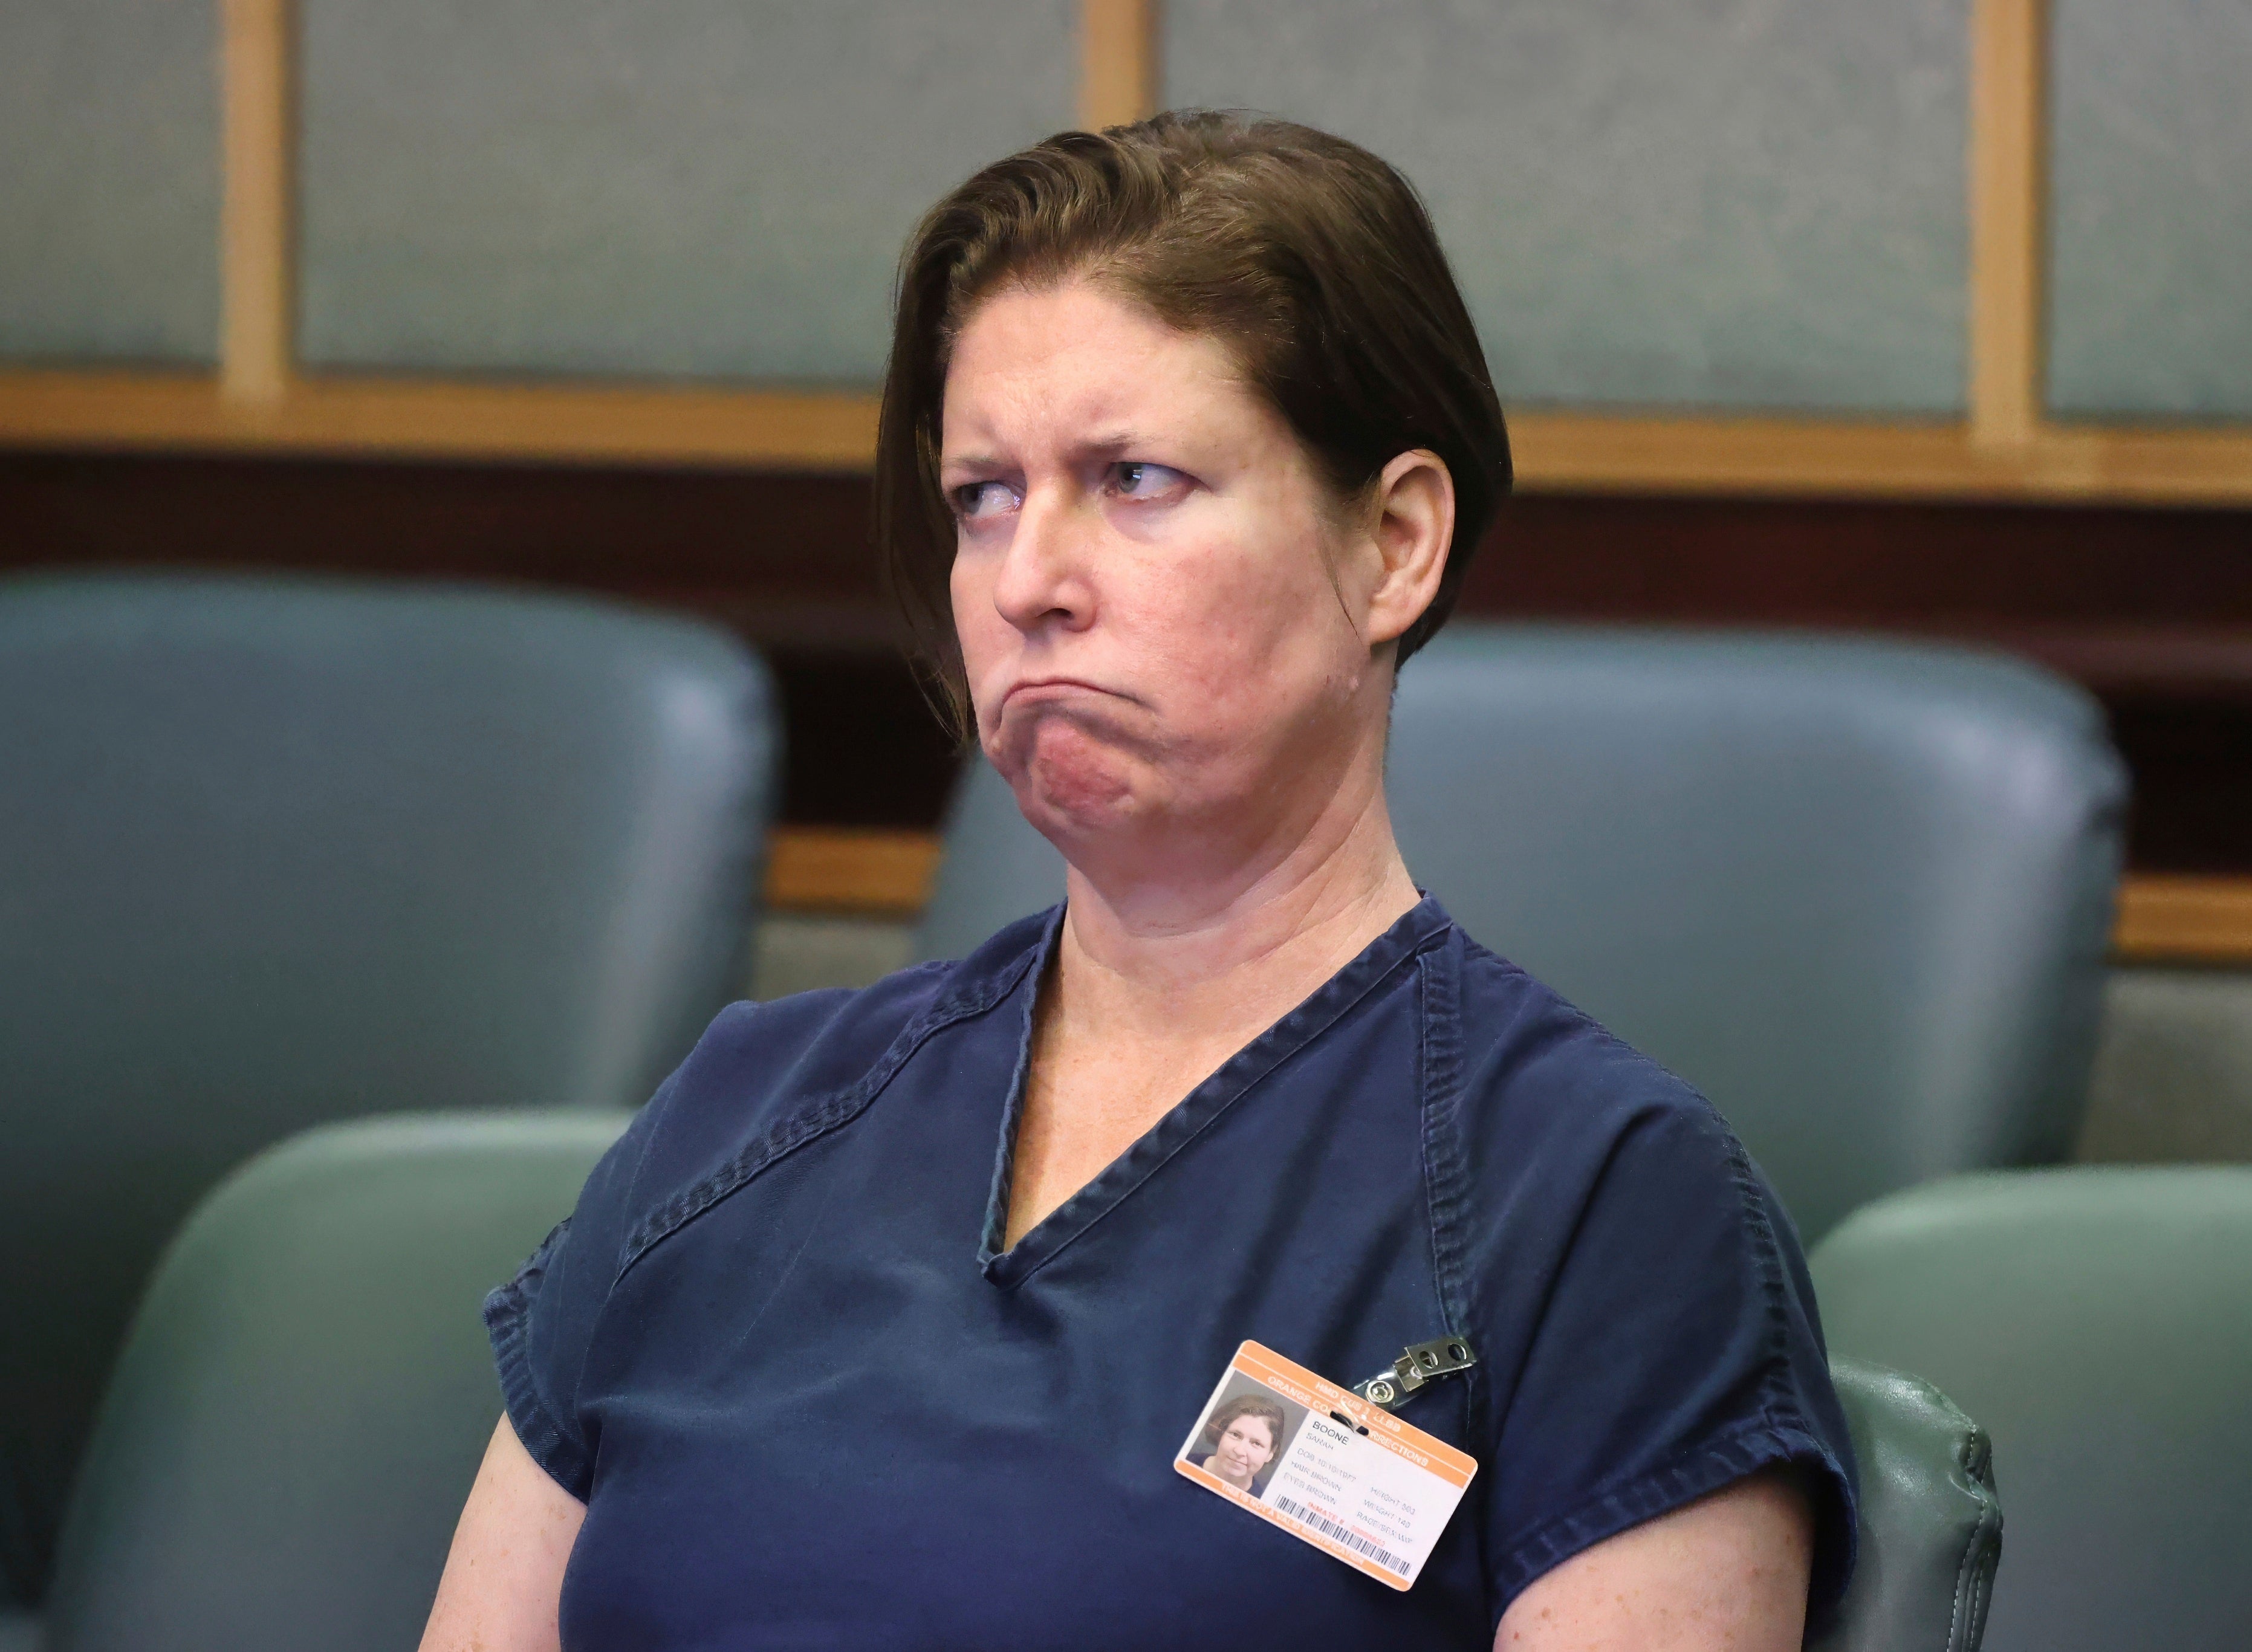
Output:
top-left (1181, 1373), bottom-right (1308, 1500)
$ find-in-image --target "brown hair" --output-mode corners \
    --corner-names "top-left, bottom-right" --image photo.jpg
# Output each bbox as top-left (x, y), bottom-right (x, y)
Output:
top-left (1199, 1392), bottom-right (1288, 1459)
top-left (875, 109), bottom-right (1512, 740)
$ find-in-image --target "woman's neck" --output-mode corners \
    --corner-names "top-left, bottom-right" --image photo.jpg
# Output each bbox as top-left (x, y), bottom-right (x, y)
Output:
top-left (1053, 778), bottom-right (1422, 1058)
top-left (1001, 746), bottom-right (1418, 1248)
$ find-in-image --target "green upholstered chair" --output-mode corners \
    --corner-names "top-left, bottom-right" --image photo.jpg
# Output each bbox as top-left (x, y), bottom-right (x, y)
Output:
top-left (35, 1113), bottom-right (630, 1652)
top-left (917, 626), bottom-right (2127, 1242)
top-left (0, 573), bottom-right (775, 1605)
top-left (18, 1114), bottom-right (1994, 1652)
top-left (1812, 1361), bottom-right (2002, 1652)
top-left (1811, 1168), bottom-right (2252, 1652)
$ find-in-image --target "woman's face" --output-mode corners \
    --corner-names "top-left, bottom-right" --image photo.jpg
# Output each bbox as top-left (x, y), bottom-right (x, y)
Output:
top-left (1212, 1413), bottom-right (1278, 1483)
top-left (941, 277), bottom-right (1432, 891)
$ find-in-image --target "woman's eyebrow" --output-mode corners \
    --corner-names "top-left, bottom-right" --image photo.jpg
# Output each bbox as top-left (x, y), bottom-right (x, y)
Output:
top-left (1065, 430), bottom-right (1162, 465)
top-left (942, 429), bottom-right (1188, 476)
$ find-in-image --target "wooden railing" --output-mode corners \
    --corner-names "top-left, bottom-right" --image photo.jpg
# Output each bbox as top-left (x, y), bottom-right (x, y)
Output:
top-left (762, 825), bottom-right (2252, 967)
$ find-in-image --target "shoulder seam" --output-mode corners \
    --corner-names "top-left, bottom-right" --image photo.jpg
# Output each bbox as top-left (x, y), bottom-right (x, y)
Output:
top-left (1455, 936), bottom-right (1655, 1070)
top-left (611, 944), bottom-right (1043, 1283)
top-left (1716, 1122), bottom-right (1800, 1408)
top-left (1417, 933), bottom-right (1473, 1337)
top-left (1415, 928), bottom-right (1489, 1597)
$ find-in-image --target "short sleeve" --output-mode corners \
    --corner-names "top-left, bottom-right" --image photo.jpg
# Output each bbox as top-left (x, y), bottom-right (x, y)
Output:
top-left (1472, 1096), bottom-right (1858, 1627)
top-left (482, 1092), bottom-right (666, 1501)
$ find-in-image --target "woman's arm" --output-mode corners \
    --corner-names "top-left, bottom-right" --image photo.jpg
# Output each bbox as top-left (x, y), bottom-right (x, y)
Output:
top-left (419, 1415), bottom-right (586, 1652)
top-left (1495, 1469), bottom-right (1814, 1651)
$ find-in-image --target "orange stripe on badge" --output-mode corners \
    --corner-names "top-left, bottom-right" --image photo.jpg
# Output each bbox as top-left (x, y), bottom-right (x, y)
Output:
top-left (1235, 1342), bottom-right (1478, 1489)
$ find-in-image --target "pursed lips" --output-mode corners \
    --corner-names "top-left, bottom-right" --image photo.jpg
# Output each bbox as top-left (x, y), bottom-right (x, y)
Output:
top-left (999, 677), bottom-right (1127, 710)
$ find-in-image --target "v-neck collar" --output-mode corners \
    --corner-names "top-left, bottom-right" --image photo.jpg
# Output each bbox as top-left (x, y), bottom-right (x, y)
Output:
top-left (976, 895), bottom-right (1455, 1288)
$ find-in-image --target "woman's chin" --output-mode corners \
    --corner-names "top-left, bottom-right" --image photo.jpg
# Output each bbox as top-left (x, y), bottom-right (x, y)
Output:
top-left (997, 721), bottom-right (1158, 841)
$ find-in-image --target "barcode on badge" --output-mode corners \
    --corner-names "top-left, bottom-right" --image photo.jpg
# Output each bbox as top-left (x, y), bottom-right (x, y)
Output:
top-left (1271, 1495), bottom-right (1412, 1576)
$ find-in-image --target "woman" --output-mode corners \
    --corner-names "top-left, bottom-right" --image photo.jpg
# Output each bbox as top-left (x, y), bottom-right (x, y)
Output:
top-left (1192, 1394), bottom-right (1288, 1495)
top-left (424, 112), bottom-right (1855, 1651)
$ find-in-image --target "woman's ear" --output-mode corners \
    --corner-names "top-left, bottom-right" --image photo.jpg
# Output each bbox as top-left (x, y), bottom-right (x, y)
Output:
top-left (1361, 450), bottom-right (1455, 649)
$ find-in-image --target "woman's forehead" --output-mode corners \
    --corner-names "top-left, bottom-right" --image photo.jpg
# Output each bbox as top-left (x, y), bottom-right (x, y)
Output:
top-left (953, 275), bottom-right (1198, 361)
top-left (940, 280), bottom-right (1257, 456)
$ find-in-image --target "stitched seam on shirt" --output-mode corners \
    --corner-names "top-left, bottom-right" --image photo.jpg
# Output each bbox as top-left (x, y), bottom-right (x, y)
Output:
top-left (482, 1222), bottom-right (589, 1498)
top-left (1501, 1407), bottom-right (1805, 1557)
top-left (602, 1063), bottom-right (682, 1286)
top-left (996, 916), bottom-right (1454, 1286)
top-left (1717, 1124), bottom-right (1799, 1411)
top-left (614, 944), bottom-right (1043, 1281)
top-left (977, 908), bottom-right (1060, 1266)
top-left (1415, 931), bottom-right (1489, 1603)
top-left (1417, 935), bottom-right (1474, 1365)
top-left (1718, 1122), bottom-right (1861, 1610)
top-left (1489, 1412), bottom-right (1837, 1612)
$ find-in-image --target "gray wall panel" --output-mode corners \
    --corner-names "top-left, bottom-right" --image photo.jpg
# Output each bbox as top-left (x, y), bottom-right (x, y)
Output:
top-left (1165, 0), bottom-right (1969, 413)
top-left (2049, 1), bottom-right (2252, 420)
top-left (299, 0), bottom-right (1075, 383)
top-left (0, 1), bottom-right (219, 364)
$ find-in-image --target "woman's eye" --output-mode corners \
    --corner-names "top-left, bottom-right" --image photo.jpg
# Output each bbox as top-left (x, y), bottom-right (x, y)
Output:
top-left (952, 480), bottom-right (1019, 521)
top-left (1109, 462), bottom-right (1187, 501)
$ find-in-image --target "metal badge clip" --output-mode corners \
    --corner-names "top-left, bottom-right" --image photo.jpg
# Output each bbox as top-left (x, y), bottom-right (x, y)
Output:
top-left (1352, 1335), bottom-right (1477, 1411)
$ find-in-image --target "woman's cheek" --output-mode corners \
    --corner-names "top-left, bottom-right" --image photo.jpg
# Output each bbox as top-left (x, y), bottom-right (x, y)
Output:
top-left (951, 564), bottom-right (1011, 699)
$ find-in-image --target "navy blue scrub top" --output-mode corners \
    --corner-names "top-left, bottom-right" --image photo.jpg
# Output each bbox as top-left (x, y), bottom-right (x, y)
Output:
top-left (488, 898), bottom-right (1857, 1649)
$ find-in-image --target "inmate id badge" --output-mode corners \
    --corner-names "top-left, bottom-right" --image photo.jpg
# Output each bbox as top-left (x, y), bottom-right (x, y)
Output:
top-left (1173, 1341), bottom-right (1478, 1590)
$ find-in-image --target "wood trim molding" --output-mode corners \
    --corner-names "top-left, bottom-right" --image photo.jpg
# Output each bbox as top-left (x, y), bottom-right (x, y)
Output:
top-left (766, 830), bottom-right (2252, 971)
top-left (1968, 0), bottom-right (2047, 449)
top-left (0, 371), bottom-right (880, 470)
top-left (1079, 0), bottom-right (1160, 130)
top-left (765, 827), bottom-right (943, 917)
top-left (2113, 876), bottom-right (2252, 966)
top-left (2, 375), bottom-right (2247, 501)
top-left (219, 0), bottom-right (295, 406)
top-left (1507, 412), bottom-right (2252, 505)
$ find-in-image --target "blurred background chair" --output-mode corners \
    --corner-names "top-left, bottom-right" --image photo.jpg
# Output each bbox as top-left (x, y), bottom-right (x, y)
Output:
top-left (916, 625), bottom-right (2128, 1242)
top-left (1811, 1167), bottom-right (2252, 1652)
top-left (1812, 1361), bottom-right (2002, 1652)
top-left (31, 1113), bottom-right (629, 1652)
top-left (0, 572), bottom-right (776, 1608)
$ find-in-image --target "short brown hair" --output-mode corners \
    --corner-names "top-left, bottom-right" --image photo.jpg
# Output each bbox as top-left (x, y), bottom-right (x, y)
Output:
top-left (876, 110), bottom-right (1511, 739)
top-left (1199, 1392), bottom-right (1288, 1458)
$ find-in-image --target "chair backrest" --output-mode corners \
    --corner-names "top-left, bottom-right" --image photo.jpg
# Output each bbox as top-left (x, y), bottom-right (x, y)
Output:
top-left (1810, 1168), bottom-right (2252, 1652)
top-left (1814, 1360), bottom-right (2001, 1652)
top-left (40, 1112), bottom-right (630, 1652)
top-left (0, 572), bottom-right (774, 1605)
top-left (915, 626), bottom-right (2126, 1240)
top-left (915, 727), bottom-right (1065, 963)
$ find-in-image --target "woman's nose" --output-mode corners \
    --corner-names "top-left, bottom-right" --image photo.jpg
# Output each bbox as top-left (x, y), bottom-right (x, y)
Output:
top-left (990, 488), bottom-right (1093, 635)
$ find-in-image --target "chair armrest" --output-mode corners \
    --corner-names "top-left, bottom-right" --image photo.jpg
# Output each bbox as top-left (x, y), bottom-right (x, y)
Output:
top-left (1809, 1358), bottom-right (2002, 1652)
